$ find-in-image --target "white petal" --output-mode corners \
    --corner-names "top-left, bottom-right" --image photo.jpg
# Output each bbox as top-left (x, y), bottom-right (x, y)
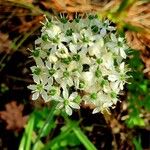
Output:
top-left (100, 28), bottom-right (106, 37)
top-left (33, 75), bottom-right (40, 84)
top-left (46, 61), bottom-right (51, 69)
top-left (35, 38), bottom-right (42, 44)
top-left (108, 75), bottom-right (118, 82)
top-left (48, 55), bottom-right (58, 63)
top-left (69, 92), bottom-right (78, 101)
top-left (65, 105), bottom-right (72, 116)
top-left (69, 43), bottom-right (77, 53)
top-left (69, 102), bottom-right (80, 109)
top-left (88, 45), bottom-right (100, 57)
top-left (41, 91), bottom-right (48, 101)
top-left (62, 87), bottom-right (69, 99)
top-left (82, 72), bottom-right (94, 86)
top-left (32, 92), bottom-right (39, 100)
top-left (74, 78), bottom-right (79, 89)
top-left (35, 58), bottom-right (44, 67)
top-left (120, 62), bottom-right (125, 71)
top-left (92, 107), bottom-right (100, 114)
top-left (56, 103), bottom-right (64, 109)
top-left (119, 82), bottom-right (124, 90)
top-left (120, 48), bottom-right (126, 59)
top-left (52, 25), bottom-right (61, 35)
top-left (28, 85), bottom-right (36, 90)
top-left (50, 77), bottom-right (54, 85)
top-left (81, 55), bottom-right (91, 64)
top-left (103, 85), bottom-right (111, 93)
top-left (41, 75), bottom-right (48, 85)
top-left (111, 34), bottom-right (117, 42)
top-left (110, 82), bottom-right (119, 91)
top-left (67, 77), bottom-right (73, 87)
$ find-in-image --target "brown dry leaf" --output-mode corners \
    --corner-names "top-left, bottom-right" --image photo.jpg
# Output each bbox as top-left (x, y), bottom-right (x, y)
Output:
top-left (125, 1), bottom-right (150, 30)
top-left (124, 1), bottom-right (150, 76)
top-left (41, 0), bottom-right (103, 13)
top-left (0, 101), bottom-right (28, 132)
top-left (126, 31), bottom-right (150, 55)
top-left (125, 1), bottom-right (150, 51)
top-left (18, 15), bottom-right (44, 33)
top-left (0, 32), bottom-right (12, 54)
top-left (126, 31), bottom-right (150, 76)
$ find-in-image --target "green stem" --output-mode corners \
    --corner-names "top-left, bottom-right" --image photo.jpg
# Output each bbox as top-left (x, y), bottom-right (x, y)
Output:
top-left (33, 102), bottom-right (56, 149)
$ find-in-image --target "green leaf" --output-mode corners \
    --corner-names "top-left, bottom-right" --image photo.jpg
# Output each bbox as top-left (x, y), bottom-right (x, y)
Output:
top-left (33, 103), bottom-right (56, 149)
top-left (43, 125), bottom-right (73, 150)
top-left (73, 127), bottom-right (97, 150)
top-left (126, 116), bottom-right (145, 128)
top-left (19, 114), bottom-right (35, 150)
top-left (133, 137), bottom-right (142, 150)
top-left (123, 23), bottom-right (143, 32)
top-left (117, 0), bottom-right (136, 13)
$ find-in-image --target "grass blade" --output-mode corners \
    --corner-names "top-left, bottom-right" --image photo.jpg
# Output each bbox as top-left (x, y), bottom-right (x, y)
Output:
top-left (73, 127), bottom-right (97, 150)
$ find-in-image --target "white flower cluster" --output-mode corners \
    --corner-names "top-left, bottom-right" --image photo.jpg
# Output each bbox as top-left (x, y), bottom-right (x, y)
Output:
top-left (28, 14), bottom-right (130, 115)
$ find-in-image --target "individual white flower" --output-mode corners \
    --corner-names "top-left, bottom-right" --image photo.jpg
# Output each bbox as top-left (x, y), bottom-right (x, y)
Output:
top-left (28, 75), bottom-right (47, 101)
top-left (82, 91), bottom-right (99, 104)
top-left (31, 47), bottom-right (47, 59)
top-left (106, 33), bottom-right (127, 59)
top-left (54, 62), bottom-right (78, 87)
top-left (108, 62), bottom-right (128, 90)
top-left (45, 25), bottom-right (61, 38)
top-left (79, 29), bottom-right (95, 53)
top-left (102, 52), bottom-right (114, 70)
top-left (88, 36), bottom-right (104, 57)
top-left (44, 83), bottom-right (61, 102)
top-left (92, 92), bottom-right (113, 114)
top-left (48, 54), bottom-right (58, 63)
top-left (56, 87), bottom-right (80, 115)
top-left (55, 43), bottom-right (69, 58)
top-left (100, 20), bottom-right (115, 37)
top-left (80, 72), bottom-right (94, 89)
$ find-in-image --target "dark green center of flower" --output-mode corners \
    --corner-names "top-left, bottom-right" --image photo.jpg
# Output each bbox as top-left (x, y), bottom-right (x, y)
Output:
top-left (42, 34), bottom-right (49, 42)
top-left (72, 54), bottom-right (80, 61)
top-left (96, 58), bottom-right (103, 64)
top-left (52, 37), bottom-right (59, 43)
top-left (48, 89), bottom-right (57, 96)
top-left (90, 93), bottom-right (97, 100)
top-left (60, 17), bottom-right (68, 24)
top-left (82, 35), bottom-right (89, 43)
top-left (63, 71), bottom-right (69, 77)
top-left (74, 95), bottom-right (81, 104)
top-left (79, 80), bottom-right (85, 89)
top-left (75, 18), bottom-right (80, 23)
top-left (66, 29), bottom-right (74, 36)
top-left (49, 68), bottom-right (55, 76)
top-left (46, 21), bottom-right (52, 28)
top-left (120, 74), bottom-right (125, 81)
top-left (60, 49), bottom-right (65, 54)
top-left (61, 57), bottom-right (72, 64)
top-left (95, 69), bottom-right (102, 78)
top-left (33, 67), bottom-right (41, 75)
top-left (32, 49), bottom-right (40, 57)
top-left (118, 41), bottom-right (122, 47)
top-left (64, 99), bottom-right (69, 105)
top-left (88, 14), bottom-right (98, 20)
top-left (110, 92), bottom-right (117, 98)
top-left (88, 15), bottom-right (95, 20)
top-left (91, 25), bottom-right (99, 33)
top-left (100, 79), bottom-right (108, 87)
top-left (36, 84), bottom-right (43, 91)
